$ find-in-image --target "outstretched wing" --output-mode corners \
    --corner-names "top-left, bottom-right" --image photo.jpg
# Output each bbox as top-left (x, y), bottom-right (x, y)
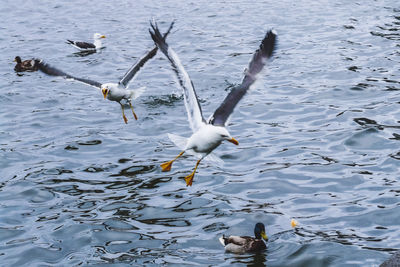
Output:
top-left (149, 21), bottom-right (205, 132)
top-left (119, 21), bottom-right (175, 88)
top-left (209, 30), bottom-right (277, 126)
top-left (37, 60), bottom-right (102, 89)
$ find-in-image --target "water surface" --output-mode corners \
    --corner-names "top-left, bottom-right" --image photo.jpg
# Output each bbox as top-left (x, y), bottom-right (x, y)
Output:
top-left (1, 0), bottom-right (399, 266)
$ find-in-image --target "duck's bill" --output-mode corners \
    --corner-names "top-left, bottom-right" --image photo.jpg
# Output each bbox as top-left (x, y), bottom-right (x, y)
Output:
top-left (261, 231), bottom-right (268, 241)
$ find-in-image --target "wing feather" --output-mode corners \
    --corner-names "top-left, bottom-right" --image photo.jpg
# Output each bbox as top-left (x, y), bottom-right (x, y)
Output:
top-left (37, 60), bottom-right (102, 89)
top-left (118, 21), bottom-right (175, 88)
top-left (67, 40), bottom-right (96, 50)
top-left (149, 21), bottom-right (205, 132)
top-left (210, 30), bottom-right (277, 126)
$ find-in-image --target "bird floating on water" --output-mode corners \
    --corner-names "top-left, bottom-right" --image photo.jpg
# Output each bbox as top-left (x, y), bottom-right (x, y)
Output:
top-left (219, 223), bottom-right (268, 253)
top-left (37, 22), bottom-right (174, 124)
top-left (67, 33), bottom-right (106, 51)
top-left (14, 56), bottom-right (40, 72)
top-left (149, 22), bottom-right (277, 186)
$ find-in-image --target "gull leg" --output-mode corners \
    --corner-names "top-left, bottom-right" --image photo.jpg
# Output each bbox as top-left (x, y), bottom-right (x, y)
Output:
top-left (129, 100), bottom-right (138, 120)
top-left (161, 151), bottom-right (184, 172)
top-left (184, 159), bottom-right (201, 187)
top-left (120, 103), bottom-right (128, 124)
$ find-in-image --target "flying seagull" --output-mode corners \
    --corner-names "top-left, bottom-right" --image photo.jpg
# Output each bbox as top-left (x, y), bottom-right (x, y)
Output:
top-left (67, 33), bottom-right (106, 51)
top-left (149, 22), bottom-right (276, 186)
top-left (37, 22), bottom-right (174, 124)
top-left (14, 56), bottom-right (40, 72)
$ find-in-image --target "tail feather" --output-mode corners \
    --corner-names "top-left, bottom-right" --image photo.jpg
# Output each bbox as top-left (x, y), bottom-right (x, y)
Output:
top-left (167, 133), bottom-right (187, 150)
top-left (130, 86), bottom-right (146, 99)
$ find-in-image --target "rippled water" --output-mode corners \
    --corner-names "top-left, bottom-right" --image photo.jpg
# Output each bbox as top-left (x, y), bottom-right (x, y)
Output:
top-left (1, 0), bottom-right (400, 266)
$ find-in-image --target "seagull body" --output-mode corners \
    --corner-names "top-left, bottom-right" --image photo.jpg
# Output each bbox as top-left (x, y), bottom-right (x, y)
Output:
top-left (101, 82), bottom-right (136, 102)
top-left (14, 56), bottom-right (39, 72)
top-left (100, 82), bottom-right (145, 121)
top-left (186, 124), bottom-right (235, 156)
top-left (37, 22), bottom-right (174, 124)
top-left (150, 22), bottom-right (276, 186)
top-left (67, 33), bottom-right (106, 51)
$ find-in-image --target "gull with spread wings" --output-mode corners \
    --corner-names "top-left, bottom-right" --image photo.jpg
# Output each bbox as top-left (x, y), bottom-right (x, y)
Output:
top-left (149, 22), bottom-right (277, 186)
top-left (37, 22), bottom-right (174, 124)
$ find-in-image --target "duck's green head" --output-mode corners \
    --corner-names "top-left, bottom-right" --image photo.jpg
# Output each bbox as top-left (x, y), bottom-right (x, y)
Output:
top-left (14, 56), bottom-right (21, 63)
top-left (254, 222), bottom-right (268, 241)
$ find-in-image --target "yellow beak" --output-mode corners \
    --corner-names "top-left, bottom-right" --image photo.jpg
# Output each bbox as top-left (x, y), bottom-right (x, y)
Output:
top-left (261, 231), bottom-right (268, 241)
top-left (100, 35), bottom-right (106, 38)
top-left (102, 90), bottom-right (108, 99)
top-left (228, 137), bottom-right (239, 145)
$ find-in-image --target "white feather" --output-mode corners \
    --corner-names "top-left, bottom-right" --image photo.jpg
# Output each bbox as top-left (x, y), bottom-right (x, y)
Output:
top-left (219, 236), bottom-right (226, 246)
top-left (130, 86), bottom-right (146, 99)
top-left (167, 133), bottom-right (187, 150)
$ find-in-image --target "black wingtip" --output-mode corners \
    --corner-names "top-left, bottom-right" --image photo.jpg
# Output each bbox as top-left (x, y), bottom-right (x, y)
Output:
top-left (36, 60), bottom-right (66, 77)
top-left (260, 29), bottom-right (277, 58)
top-left (163, 20), bottom-right (175, 40)
top-left (149, 20), bottom-right (170, 53)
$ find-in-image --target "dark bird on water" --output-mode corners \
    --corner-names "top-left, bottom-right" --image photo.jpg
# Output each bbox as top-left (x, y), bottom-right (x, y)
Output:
top-left (219, 223), bottom-right (268, 253)
top-left (14, 56), bottom-right (40, 72)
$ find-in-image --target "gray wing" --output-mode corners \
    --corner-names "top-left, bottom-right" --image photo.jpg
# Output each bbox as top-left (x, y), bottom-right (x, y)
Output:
top-left (149, 21), bottom-right (205, 132)
top-left (118, 21), bottom-right (175, 88)
top-left (67, 40), bottom-right (96, 49)
top-left (37, 60), bottom-right (102, 89)
top-left (209, 30), bottom-right (277, 126)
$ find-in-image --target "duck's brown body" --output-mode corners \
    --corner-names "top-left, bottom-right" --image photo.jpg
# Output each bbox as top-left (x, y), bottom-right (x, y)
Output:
top-left (14, 57), bottom-right (39, 72)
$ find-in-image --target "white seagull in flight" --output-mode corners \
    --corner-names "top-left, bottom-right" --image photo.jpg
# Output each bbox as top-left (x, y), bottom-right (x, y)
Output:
top-left (67, 33), bottom-right (106, 51)
top-left (149, 22), bottom-right (277, 186)
top-left (37, 22), bottom-right (174, 124)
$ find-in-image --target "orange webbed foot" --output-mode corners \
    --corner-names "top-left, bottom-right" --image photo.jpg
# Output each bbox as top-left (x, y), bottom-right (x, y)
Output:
top-left (184, 173), bottom-right (194, 186)
top-left (160, 161), bottom-right (173, 172)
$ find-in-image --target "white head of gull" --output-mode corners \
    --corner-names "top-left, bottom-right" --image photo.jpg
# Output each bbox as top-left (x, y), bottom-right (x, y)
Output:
top-left (150, 21), bottom-right (277, 186)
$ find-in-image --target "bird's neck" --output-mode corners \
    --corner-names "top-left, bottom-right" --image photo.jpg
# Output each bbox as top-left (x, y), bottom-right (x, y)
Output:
top-left (94, 39), bottom-right (102, 48)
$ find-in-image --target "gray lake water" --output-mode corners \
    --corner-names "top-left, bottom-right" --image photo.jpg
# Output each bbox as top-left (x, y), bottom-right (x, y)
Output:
top-left (1, 0), bottom-right (400, 266)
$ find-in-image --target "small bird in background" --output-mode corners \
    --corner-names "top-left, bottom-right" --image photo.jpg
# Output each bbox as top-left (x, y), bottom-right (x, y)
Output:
top-left (66, 33), bottom-right (106, 51)
top-left (14, 56), bottom-right (40, 72)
